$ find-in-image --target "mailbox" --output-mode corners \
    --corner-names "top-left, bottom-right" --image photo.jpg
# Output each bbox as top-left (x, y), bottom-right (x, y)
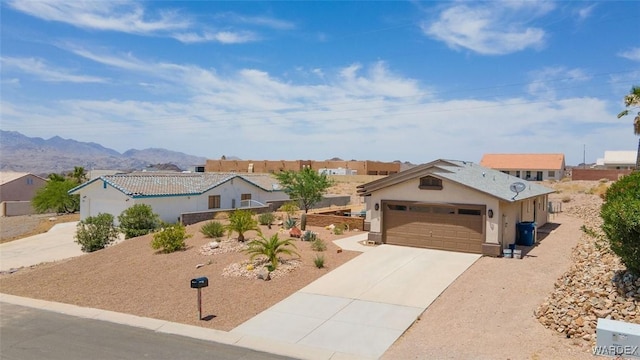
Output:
top-left (190, 277), bottom-right (208, 289)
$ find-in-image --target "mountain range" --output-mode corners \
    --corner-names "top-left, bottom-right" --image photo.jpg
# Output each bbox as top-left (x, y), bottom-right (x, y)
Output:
top-left (0, 130), bottom-right (208, 176)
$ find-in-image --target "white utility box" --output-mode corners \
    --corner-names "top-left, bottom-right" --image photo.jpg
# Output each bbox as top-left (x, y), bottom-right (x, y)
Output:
top-left (595, 318), bottom-right (640, 358)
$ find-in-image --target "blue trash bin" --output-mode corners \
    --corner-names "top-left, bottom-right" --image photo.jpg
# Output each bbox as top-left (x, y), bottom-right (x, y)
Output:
top-left (516, 222), bottom-right (536, 246)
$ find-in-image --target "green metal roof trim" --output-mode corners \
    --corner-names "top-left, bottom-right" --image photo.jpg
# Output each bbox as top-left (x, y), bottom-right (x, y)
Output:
top-left (69, 173), bottom-right (283, 198)
top-left (357, 159), bottom-right (555, 202)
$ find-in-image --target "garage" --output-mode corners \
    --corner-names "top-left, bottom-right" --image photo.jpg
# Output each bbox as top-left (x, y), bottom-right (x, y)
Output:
top-left (382, 201), bottom-right (485, 253)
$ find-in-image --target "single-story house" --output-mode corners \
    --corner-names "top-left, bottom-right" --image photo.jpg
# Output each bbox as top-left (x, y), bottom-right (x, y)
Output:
top-left (0, 172), bottom-right (48, 216)
top-left (69, 173), bottom-right (290, 225)
top-left (480, 153), bottom-right (565, 181)
top-left (595, 151), bottom-right (637, 170)
top-left (357, 159), bottom-right (555, 256)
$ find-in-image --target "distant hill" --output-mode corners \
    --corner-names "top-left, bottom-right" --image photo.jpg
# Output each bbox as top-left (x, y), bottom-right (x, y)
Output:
top-left (0, 130), bottom-right (207, 175)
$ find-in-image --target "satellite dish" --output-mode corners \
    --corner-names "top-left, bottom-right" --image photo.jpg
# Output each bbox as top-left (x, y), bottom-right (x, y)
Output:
top-left (510, 182), bottom-right (526, 200)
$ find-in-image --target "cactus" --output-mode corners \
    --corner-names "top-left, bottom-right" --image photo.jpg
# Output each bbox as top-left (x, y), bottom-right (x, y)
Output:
top-left (301, 213), bottom-right (307, 231)
top-left (284, 216), bottom-right (298, 230)
top-left (302, 230), bottom-right (317, 242)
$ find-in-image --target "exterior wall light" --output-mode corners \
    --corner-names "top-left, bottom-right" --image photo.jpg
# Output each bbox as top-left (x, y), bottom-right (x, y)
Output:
top-left (488, 209), bottom-right (494, 218)
top-left (374, 203), bottom-right (380, 211)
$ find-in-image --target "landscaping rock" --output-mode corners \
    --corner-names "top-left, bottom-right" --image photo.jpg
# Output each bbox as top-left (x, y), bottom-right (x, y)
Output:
top-left (208, 241), bottom-right (219, 249)
top-left (289, 226), bottom-right (302, 238)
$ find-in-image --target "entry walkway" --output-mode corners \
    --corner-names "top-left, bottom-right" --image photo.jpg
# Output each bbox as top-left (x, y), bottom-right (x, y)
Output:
top-left (232, 244), bottom-right (481, 359)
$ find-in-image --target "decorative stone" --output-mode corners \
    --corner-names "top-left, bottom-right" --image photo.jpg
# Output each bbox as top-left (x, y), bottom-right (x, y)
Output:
top-left (209, 241), bottom-right (220, 249)
top-left (289, 226), bottom-right (302, 238)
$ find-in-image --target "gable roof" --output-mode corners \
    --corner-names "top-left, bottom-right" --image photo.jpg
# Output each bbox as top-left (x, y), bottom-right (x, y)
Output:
top-left (357, 159), bottom-right (554, 202)
top-left (69, 173), bottom-right (283, 198)
top-left (480, 153), bottom-right (565, 170)
top-left (0, 172), bottom-right (47, 185)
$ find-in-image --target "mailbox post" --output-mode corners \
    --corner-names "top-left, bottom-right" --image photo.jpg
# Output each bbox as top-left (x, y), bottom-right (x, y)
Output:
top-left (190, 277), bottom-right (209, 320)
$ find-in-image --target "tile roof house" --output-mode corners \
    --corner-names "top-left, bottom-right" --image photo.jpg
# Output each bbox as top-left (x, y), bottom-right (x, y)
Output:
top-left (0, 172), bottom-right (48, 216)
top-left (69, 173), bottom-right (289, 225)
top-left (480, 153), bottom-right (565, 181)
top-left (357, 159), bottom-right (555, 256)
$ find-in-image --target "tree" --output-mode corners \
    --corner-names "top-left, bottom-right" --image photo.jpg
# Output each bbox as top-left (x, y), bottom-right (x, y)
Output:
top-left (617, 85), bottom-right (640, 169)
top-left (69, 166), bottom-right (88, 184)
top-left (225, 209), bottom-right (261, 242)
top-left (75, 213), bottom-right (119, 252)
top-left (601, 172), bottom-right (640, 275)
top-left (245, 233), bottom-right (300, 270)
top-left (118, 204), bottom-right (161, 239)
top-left (32, 178), bottom-right (79, 214)
top-left (274, 168), bottom-right (334, 213)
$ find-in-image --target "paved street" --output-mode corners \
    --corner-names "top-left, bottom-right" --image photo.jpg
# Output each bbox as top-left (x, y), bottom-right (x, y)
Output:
top-left (0, 303), bottom-right (294, 360)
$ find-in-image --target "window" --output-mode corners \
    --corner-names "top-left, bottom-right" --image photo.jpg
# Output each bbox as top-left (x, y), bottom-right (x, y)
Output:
top-left (241, 193), bottom-right (251, 201)
top-left (195, 166), bottom-right (205, 173)
top-left (433, 206), bottom-right (455, 214)
top-left (387, 204), bottom-right (407, 211)
top-left (548, 171), bottom-right (555, 177)
top-left (419, 176), bottom-right (443, 190)
top-left (458, 208), bottom-right (481, 216)
top-left (208, 195), bottom-right (221, 209)
top-left (26, 177), bottom-right (33, 185)
top-left (516, 171), bottom-right (521, 178)
top-left (525, 171), bottom-right (531, 179)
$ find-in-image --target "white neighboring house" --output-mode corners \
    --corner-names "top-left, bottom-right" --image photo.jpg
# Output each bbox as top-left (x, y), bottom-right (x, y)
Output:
top-left (595, 151), bottom-right (637, 170)
top-left (357, 159), bottom-right (555, 256)
top-left (69, 173), bottom-right (289, 224)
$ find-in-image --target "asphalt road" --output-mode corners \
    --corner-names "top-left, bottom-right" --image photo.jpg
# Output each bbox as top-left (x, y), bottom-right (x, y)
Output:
top-left (0, 303), bottom-right (295, 360)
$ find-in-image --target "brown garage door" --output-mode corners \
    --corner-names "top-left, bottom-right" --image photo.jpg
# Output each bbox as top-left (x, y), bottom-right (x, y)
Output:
top-left (383, 201), bottom-right (484, 253)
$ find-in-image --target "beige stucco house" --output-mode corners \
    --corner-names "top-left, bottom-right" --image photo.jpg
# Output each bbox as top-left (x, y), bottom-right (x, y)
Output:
top-left (480, 153), bottom-right (565, 181)
top-left (357, 160), bottom-right (555, 256)
top-left (0, 172), bottom-right (48, 216)
top-left (69, 173), bottom-right (289, 225)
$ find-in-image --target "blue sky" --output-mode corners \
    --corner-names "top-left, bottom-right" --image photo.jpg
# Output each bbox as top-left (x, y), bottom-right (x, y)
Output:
top-left (1, 1), bottom-right (639, 165)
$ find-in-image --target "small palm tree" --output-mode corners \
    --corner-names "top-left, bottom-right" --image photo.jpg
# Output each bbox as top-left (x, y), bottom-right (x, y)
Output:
top-left (617, 85), bottom-right (640, 169)
top-left (245, 234), bottom-right (300, 270)
top-left (225, 209), bottom-right (261, 242)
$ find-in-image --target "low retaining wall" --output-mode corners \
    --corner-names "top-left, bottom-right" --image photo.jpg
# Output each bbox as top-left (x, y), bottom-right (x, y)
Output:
top-left (268, 195), bottom-right (351, 213)
top-left (305, 214), bottom-right (365, 231)
top-left (181, 206), bottom-right (270, 225)
top-left (571, 169), bottom-right (633, 181)
top-left (1, 201), bottom-right (35, 217)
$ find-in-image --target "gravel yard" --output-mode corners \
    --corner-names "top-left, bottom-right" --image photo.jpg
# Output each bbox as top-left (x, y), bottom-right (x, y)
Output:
top-left (0, 213), bottom-right (79, 243)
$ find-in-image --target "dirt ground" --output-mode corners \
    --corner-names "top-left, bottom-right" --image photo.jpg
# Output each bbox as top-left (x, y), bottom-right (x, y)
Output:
top-left (0, 179), bottom-right (616, 359)
top-left (0, 213), bottom-right (79, 243)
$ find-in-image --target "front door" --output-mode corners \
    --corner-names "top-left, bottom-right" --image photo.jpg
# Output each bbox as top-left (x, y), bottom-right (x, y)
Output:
top-left (536, 171), bottom-right (543, 181)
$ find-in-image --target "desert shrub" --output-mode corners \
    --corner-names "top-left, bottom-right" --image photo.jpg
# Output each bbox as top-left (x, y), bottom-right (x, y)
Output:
top-left (245, 234), bottom-right (300, 269)
top-left (301, 230), bottom-right (317, 242)
top-left (561, 195), bottom-right (571, 203)
top-left (151, 224), bottom-right (191, 253)
top-left (314, 254), bottom-right (325, 269)
top-left (601, 172), bottom-right (640, 275)
top-left (75, 213), bottom-right (119, 252)
top-left (311, 238), bottom-right (327, 252)
top-left (332, 223), bottom-right (348, 235)
top-left (279, 202), bottom-right (300, 216)
top-left (200, 221), bottom-right (225, 238)
top-left (226, 209), bottom-right (261, 242)
top-left (118, 204), bottom-right (161, 239)
top-left (258, 212), bottom-right (276, 226)
top-left (284, 216), bottom-right (298, 230)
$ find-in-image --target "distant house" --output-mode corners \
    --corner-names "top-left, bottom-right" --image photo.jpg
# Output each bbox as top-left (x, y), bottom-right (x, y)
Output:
top-left (0, 172), bottom-right (48, 216)
top-left (357, 159), bottom-right (555, 256)
top-left (596, 151), bottom-right (637, 170)
top-left (480, 153), bottom-right (565, 181)
top-left (69, 173), bottom-right (290, 225)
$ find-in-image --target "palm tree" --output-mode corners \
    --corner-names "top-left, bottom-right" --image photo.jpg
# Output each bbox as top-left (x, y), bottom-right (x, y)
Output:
top-left (70, 166), bottom-right (87, 184)
top-left (225, 209), bottom-right (261, 242)
top-left (617, 85), bottom-right (640, 169)
top-left (245, 234), bottom-right (300, 270)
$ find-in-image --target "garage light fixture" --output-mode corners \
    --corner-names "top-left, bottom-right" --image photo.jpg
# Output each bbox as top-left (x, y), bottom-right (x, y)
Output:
top-left (488, 209), bottom-right (494, 218)
top-left (374, 203), bottom-right (380, 211)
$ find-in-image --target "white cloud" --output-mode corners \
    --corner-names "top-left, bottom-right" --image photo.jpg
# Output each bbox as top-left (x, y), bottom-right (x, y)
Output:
top-left (7, 0), bottom-right (190, 34)
top-left (618, 47), bottom-right (640, 62)
top-left (575, 4), bottom-right (595, 21)
top-left (172, 31), bottom-right (259, 44)
top-left (214, 12), bottom-right (295, 30)
top-left (526, 67), bottom-right (590, 99)
top-left (1, 56), bottom-right (106, 83)
top-left (422, 2), bottom-right (551, 55)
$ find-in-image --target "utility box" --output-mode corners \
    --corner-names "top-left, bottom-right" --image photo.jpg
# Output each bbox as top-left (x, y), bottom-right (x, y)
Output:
top-left (595, 318), bottom-right (640, 358)
top-left (190, 277), bottom-right (209, 289)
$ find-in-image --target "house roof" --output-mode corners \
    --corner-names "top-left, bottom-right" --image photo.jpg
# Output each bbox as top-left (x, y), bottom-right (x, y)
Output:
top-left (0, 172), bottom-right (46, 185)
top-left (69, 173), bottom-right (283, 198)
top-left (603, 151), bottom-right (637, 165)
top-left (357, 159), bottom-right (554, 202)
top-left (479, 153), bottom-right (565, 170)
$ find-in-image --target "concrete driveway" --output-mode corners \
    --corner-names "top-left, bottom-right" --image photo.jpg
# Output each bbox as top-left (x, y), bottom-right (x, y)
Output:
top-left (0, 222), bottom-right (83, 272)
top-left (232, 244), bottom-right (481, 359)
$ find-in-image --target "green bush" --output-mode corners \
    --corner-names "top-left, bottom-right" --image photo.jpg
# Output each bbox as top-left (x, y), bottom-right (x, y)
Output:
top-left (601, 172), bottom-right (640, 275)
top-left (258, 212), bottom-right (276, 226)
top-left (311, 238), bottom-right (327, 252)
top-left (278, 202), bottom-right (300, 216)
top-left (201, 221), bottom-right (225, 238)
top-left (151, 224), bottom-right (191, 253)
top-left (332, 224), bottom-right (344, 235)
top-left (226, 209), bottom-right (261, 242)
top-left (313, 254), bottom-right (325, 269)
top-left (75, 213), bottom-right (119, 252)
top-left (118, 204), bottom-right (161, 239)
